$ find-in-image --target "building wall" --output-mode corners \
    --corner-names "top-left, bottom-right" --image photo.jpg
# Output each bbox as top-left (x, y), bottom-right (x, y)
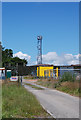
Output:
top-left (34, 65), bottom-right (81, 78)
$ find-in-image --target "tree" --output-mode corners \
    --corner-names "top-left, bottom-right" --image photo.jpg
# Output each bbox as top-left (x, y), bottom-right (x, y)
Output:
top-left (11, 57), bottom-right (27, 66)
top-left (2, 48), bottom-right (13, 67)
top-left (2, 47), bottom-right (28, 71)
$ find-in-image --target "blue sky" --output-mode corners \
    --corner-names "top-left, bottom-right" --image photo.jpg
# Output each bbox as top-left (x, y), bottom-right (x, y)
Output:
top-left (2, 2), bottom-right (79, 65)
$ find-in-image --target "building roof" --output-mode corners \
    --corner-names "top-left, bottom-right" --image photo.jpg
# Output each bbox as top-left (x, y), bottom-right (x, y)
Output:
top-left (71, 64), bottom-right (81, 67)
top-left (30, 64), bottom-right (54, 67)
top-left (28, 64), bottom-right (81, 67)
top-left (0, 68), bottom-right (5, 70)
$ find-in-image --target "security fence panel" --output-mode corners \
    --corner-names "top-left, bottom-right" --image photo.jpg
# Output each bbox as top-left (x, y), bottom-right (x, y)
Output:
top-left (43, 68), bottom-right (81, 81)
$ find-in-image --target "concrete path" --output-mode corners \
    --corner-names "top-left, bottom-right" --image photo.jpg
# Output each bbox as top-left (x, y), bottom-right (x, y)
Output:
top-left (23, 79), bottom-right (80, 119)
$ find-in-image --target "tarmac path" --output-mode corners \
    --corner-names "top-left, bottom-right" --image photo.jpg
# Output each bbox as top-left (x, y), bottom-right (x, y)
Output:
top-left (23, 79), bottom-right (80, 119)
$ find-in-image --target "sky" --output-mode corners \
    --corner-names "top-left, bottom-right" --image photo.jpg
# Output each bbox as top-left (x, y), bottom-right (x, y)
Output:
top-left (2, 2), bottom-right (79, 65)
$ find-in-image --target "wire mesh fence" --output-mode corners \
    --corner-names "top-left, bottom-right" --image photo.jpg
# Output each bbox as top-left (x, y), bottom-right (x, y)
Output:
top-left (40, 69), bottom-right (81, 81)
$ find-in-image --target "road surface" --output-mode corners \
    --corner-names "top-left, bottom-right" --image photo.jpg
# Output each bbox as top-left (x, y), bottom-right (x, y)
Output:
top-left (23, 79), bottom-right (80, 119)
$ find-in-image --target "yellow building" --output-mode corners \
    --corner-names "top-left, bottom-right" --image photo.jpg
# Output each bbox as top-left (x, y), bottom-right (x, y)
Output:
top-left (29, 64), bottom-right (59, 78)
top-left (37, 64), bottom-right (59, 78)
top-left (37, 65), bottom-right (53, 77)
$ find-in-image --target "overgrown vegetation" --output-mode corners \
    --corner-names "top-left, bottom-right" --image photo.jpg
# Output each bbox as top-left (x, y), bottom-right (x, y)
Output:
top-left (2, 82), bottom-right (49, 118)
top-left (25, 83), bottom-right (44, 90)
top-left (59, 72), bottom-right (76, 82)
top-left (24, 76), bottom-right (37, 80)
top-left (56, 81), bottom-right (81, 97)
top-left (36, 73), bottom-right (81, 97)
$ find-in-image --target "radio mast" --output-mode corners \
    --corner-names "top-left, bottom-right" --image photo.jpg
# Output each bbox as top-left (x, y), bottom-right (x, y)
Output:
top-left (37, 36), bottom-right (42, 64)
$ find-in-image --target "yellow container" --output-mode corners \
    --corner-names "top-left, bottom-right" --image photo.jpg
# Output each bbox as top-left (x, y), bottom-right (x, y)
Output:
top-left (37, 66), bottom-right (53, 77)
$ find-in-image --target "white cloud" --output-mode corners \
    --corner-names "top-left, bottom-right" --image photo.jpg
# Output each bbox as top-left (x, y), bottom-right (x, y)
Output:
top-left (42, 52), bottom-right (58, 62)
top-left (13, 51), bottom-right (80, 66)
top-left (13, 51), bottom-right (31, 61)
top-left (42, 52), bottom-right (79, 65)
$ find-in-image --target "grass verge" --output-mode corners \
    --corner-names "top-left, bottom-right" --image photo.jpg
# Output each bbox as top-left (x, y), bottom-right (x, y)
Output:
top-left (36, 79), bottom-right (81, 97)
top-left (2, 82), bottom-right (49, 118)
top-left (24, 76), bottom-right (36, 79)
top-left (56, 81), bottom-right (81, 97)
top-left (25, 83), bottom-right (44, 90)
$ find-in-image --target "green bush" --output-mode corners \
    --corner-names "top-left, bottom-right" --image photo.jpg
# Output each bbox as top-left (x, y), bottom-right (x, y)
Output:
top-left (54, 82), bottom-right (61, 88)
top-left (60, 72), bottom-right (76, 82)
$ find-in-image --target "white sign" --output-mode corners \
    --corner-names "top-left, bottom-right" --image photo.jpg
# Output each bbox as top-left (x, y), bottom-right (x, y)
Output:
top-left (7, 70), bottom-right (11, 72)
top-left (10, 76), bottom-right (18, 81)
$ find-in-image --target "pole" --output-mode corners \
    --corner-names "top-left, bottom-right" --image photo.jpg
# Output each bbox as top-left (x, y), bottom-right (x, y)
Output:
top-left (21, 76), bottom-right (22, 86)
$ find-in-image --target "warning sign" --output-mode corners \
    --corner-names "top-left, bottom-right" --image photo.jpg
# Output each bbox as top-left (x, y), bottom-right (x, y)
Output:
top-left (10, 76), bottom-right (18, 81)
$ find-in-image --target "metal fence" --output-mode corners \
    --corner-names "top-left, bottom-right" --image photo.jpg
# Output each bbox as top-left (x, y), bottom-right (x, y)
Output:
top-left (43, 69), bottom-right (81, 80)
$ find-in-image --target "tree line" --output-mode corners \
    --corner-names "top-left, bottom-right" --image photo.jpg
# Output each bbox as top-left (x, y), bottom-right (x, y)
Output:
top-left (2, 47), bottom-right (27, 68)
top-left (0, 42), bottom-right (28, 75)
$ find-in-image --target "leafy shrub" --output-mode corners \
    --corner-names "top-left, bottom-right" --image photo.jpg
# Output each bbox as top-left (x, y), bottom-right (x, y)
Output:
top-left (48, 78), bottom-right (51, 81)
top-left (54, 82), bottom-right (61, 88)
top-left (60, 72), bottom-right (76, 82)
